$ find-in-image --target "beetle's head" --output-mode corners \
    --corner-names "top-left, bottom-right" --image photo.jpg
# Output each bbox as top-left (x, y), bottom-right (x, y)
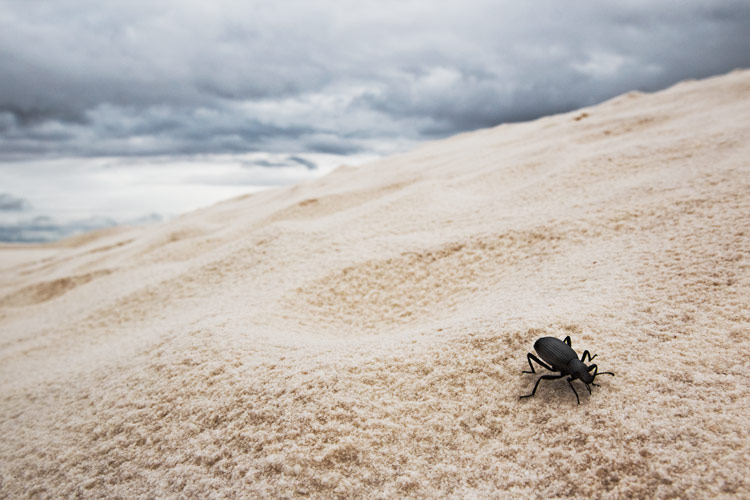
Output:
top-left (568, 359), bottom-right (594, 384)
top-left (577, 368), bottom-right (594, 384)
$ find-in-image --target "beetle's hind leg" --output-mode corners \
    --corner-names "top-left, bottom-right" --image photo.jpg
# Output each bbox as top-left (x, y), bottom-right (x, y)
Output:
top-left (520, 374), bottom-right (565, 400)
top-left (563, 336), bottom-right (572, 346)
top-left (522, 353), bottom-right (554, 374)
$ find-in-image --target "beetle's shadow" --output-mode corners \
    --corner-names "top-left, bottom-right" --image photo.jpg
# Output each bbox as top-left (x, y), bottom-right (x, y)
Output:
top-left (519, 374), bottom-right (590, 405)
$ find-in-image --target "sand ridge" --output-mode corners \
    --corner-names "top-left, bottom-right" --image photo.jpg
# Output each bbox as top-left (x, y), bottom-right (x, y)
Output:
top-left (1, 69), bottom-right (749, 498)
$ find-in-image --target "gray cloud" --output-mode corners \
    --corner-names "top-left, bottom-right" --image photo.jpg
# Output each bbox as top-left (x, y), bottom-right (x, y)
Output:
top-left (0, 0), bottom-right (749, 160)
top-left (0, 212), bottom-right (166, 243)
top-left (0, 215), bottom-right (117, 243)
top-left (0, 193), bottom-right (32, 211)
top-left (245, 155), bottom-right (316, 169)
top-left (288, 156), bottom-right (317, 170)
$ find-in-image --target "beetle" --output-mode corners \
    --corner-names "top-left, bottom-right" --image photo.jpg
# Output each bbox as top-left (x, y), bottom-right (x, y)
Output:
top-left (519, 336), bottom-right (614, 404)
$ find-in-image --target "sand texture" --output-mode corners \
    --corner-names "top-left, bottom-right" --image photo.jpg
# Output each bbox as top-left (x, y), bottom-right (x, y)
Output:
top-left (1, 70), bottom-right (750, 499)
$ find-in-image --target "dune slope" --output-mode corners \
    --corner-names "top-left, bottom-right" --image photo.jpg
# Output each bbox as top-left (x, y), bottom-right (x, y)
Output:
top-left (1, 70), bottom-right (750, 499)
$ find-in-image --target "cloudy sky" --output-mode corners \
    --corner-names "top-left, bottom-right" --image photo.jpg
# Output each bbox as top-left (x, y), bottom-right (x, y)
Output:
top-left (1, 0), bottom-right (749, 241)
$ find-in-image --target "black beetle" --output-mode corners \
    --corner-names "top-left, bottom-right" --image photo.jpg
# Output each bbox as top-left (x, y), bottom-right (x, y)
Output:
top-left (520, 336), bottom-right (614, 404)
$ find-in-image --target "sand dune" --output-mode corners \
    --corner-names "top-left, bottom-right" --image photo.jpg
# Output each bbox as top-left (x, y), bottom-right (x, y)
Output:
top-left (1, 70), bottom-right (749, 499)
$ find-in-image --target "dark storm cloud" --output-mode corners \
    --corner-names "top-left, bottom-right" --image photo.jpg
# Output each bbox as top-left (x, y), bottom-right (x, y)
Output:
top-left (1, 0), bottom-right (749, 160)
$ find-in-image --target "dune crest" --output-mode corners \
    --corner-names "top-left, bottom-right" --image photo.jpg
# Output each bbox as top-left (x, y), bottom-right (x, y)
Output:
top-left (1, 70), bottom-right (749, 498)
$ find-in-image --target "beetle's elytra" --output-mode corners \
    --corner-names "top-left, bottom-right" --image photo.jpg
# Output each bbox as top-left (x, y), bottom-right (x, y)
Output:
top-left (520, 336), bottom-right (614, 404)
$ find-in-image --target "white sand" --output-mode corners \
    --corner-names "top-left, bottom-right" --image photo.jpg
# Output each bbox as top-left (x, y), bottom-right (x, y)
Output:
top-left (1, 70), bottom-right (749, 499)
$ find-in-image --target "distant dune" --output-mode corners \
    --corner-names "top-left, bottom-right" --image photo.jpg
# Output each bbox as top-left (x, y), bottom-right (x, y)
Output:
top-left (1, 69), bottom-right (749, 499)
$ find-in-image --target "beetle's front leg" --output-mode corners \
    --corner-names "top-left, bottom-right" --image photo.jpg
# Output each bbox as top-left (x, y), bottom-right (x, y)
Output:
top-left (580, 350), bottom-right (597, 363)
top-left (522, 353), bottom-right (554, 374)
top-left (566, 377), bottom-right (581, 404)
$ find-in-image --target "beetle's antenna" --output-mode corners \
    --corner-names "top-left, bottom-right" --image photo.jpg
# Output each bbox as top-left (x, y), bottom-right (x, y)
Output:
top-left (593, 371), bottom-right (615, 380)
top-left (589, 364), bottom-right (615, 382)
